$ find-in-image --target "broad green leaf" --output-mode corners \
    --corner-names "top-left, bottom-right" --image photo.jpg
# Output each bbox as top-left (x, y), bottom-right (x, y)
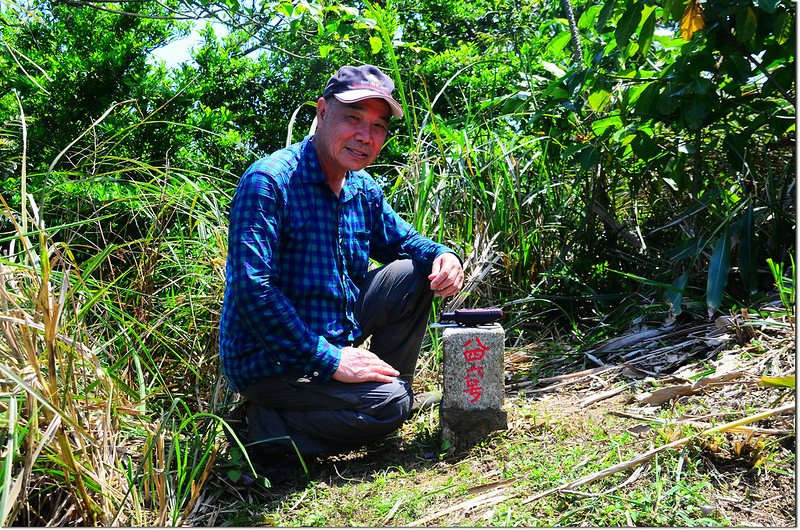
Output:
top-left (276, 2), bottom-right (295, 17)
top-left (591, 115), bottom-right (622, 136)
top-left (547, 31), bottom-right (572, 57)
top-left (658, 89), bottom-right (681, 115)
top-left (727, 54), bottom-right (753, 82)
top-left (587, 89), bottom-right (612, 112)
top-left (665, 0), bottom-right (688, 21)
top-left (680, 0), bottom-right (705, 40)
top-left (541, 61), bottom-right (566, 78)
top-left (543, 85), bottom-right (570, 99)
top-left (578, 5), bottom-right (600, 30)
top-left (639, 9), bottom-right (656, 57)
top-left (626, 82), bottom-right (650, 105)
top-left (369, 36), bottom-right (382, 54)
top-left (760, 375), bottom-right (796, 389)
top-left (706, 229), bottom-right (731, 316)
top-left (615, 2), bottom-right (643, 48)
top-left (633, 82), bottom-right (659, 116)
top-left (683, 99), bottom-right (708, 130)
top-left (576, 145), bottom-right (601, 170)
top-left (735, 7), bottom-right (757, 45)
top-left (227, 468), bottom-right (243, 482)
top-left (631, 130), bottom-right (659, 160)
top-left (319, 44), bottom-right (333, 58)
top-left (596, 0), bottom-right (615, 31)
top-left (774, 11), bottom-right (793, 44)
top-left (738, 203), bottom-right (758, 295)
top-left (666, 271), bottom-right (689, 316)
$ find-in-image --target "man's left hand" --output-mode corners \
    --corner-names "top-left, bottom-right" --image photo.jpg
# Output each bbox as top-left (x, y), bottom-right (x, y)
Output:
top-left (428, 253), bottom-right (464, 298)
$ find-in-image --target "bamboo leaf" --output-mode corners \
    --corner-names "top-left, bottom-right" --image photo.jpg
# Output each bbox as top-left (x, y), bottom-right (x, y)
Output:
top-left (666, 271), bottom-right (689, 316)
top-left (706, 229), bottom-right (731, 316)
top-left (760, 375), bottom-right (796, 389)
top-left (680, 0), bottom-right (705, 40)
top-left (738, 203), bottom-right (757, 295)
top-left (0, 395), bottom-right (17, 526)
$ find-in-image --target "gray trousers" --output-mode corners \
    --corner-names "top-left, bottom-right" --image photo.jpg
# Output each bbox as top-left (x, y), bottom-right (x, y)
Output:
top-left (240, 259), bottom-right (435, 457)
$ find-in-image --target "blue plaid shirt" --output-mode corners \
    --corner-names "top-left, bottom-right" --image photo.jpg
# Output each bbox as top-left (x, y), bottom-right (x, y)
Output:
top-left (219, 136), bottom-right (455, 391)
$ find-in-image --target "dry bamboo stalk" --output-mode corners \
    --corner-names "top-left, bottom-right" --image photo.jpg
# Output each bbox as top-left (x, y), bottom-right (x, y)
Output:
top-left (610, 411), bottom-right (793, 436)
top-left (580, 382), bottom-right (634, 408)
top-left (408, 490), bottom-right (509, 527)
top-left (531, 365), bottom-right (618, 385)
top-left (512, 366), bottom-right (620, 393)
top-left (381, 495), bottom-right (405, 525)
top-left (521, 402), bottom-right (795, 505)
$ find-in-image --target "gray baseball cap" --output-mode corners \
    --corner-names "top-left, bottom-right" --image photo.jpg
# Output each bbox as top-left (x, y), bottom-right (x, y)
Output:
top-left (323, 65), bottom-right (404, 118)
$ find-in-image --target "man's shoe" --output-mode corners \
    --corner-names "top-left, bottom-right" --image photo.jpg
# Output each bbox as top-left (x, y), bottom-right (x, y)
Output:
top-left (249, 455), bottom-right (309, 486)
top-left (411, 391), bottom-right (441, 414)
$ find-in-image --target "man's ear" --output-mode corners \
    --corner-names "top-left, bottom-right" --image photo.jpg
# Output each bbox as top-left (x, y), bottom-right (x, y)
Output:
top-left (316, 97), bottom-right (328, 120)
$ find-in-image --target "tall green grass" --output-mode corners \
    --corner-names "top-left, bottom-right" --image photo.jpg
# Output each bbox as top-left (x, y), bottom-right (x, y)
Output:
top-left (0, 106), bottom-right (233, 525)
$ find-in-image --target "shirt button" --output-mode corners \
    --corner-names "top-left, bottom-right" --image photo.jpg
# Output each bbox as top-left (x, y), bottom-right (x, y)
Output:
top-left (313, 371), bottom-right (319, 377)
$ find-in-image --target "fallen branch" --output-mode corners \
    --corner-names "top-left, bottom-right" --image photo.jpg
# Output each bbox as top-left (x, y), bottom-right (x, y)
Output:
top-left (521, 402), bottom-right (795, 505)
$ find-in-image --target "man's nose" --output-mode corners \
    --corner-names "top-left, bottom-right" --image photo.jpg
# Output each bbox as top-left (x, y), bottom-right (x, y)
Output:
top-left (354, 122), bottom-right (372, 142)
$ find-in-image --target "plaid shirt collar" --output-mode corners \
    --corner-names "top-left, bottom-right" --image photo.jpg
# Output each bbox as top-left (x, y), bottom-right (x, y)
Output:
top-left (300, 136), bottom-right (365, 203)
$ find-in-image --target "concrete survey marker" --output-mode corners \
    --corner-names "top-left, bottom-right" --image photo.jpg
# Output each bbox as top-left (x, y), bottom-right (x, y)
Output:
top-left (440, 324), bottom-right (507, 452)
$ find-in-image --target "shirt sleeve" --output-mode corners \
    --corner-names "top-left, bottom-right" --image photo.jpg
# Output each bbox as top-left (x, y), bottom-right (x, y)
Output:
top-left (368, 191), bottom-right (460, 267)
top-left (227, 167), bottom-right (341, 381)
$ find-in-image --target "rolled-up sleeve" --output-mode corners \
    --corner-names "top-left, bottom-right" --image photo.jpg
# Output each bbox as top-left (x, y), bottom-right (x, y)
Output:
top-left (368, 194), bottom-right (459, 267)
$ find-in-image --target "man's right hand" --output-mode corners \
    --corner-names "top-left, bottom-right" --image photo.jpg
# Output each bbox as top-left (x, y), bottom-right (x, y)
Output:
top-left (332, 346), bottom-right (399, 383)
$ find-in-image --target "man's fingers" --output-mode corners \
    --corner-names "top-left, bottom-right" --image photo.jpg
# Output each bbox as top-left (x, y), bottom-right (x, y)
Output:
top-left (434, 283), bottom-right (460, 298)
top-left (428, 258), bottom-right (441, 279)
top-left (333, 347), bottom-right (400, 383)
top-left (429, 253), bottom-right (464, 294)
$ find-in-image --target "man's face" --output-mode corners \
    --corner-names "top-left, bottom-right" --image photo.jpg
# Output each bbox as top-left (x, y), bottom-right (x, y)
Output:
top-left (314, 97), bottom-right (391, 180)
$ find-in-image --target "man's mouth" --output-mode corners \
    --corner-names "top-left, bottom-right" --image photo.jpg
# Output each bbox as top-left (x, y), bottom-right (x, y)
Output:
top-left (345, 146), bottom-right (368, 159)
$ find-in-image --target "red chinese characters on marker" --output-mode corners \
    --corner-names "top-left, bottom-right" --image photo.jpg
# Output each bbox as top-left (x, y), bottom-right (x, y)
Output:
top-left (462, 337), bottom-right (489, 403)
